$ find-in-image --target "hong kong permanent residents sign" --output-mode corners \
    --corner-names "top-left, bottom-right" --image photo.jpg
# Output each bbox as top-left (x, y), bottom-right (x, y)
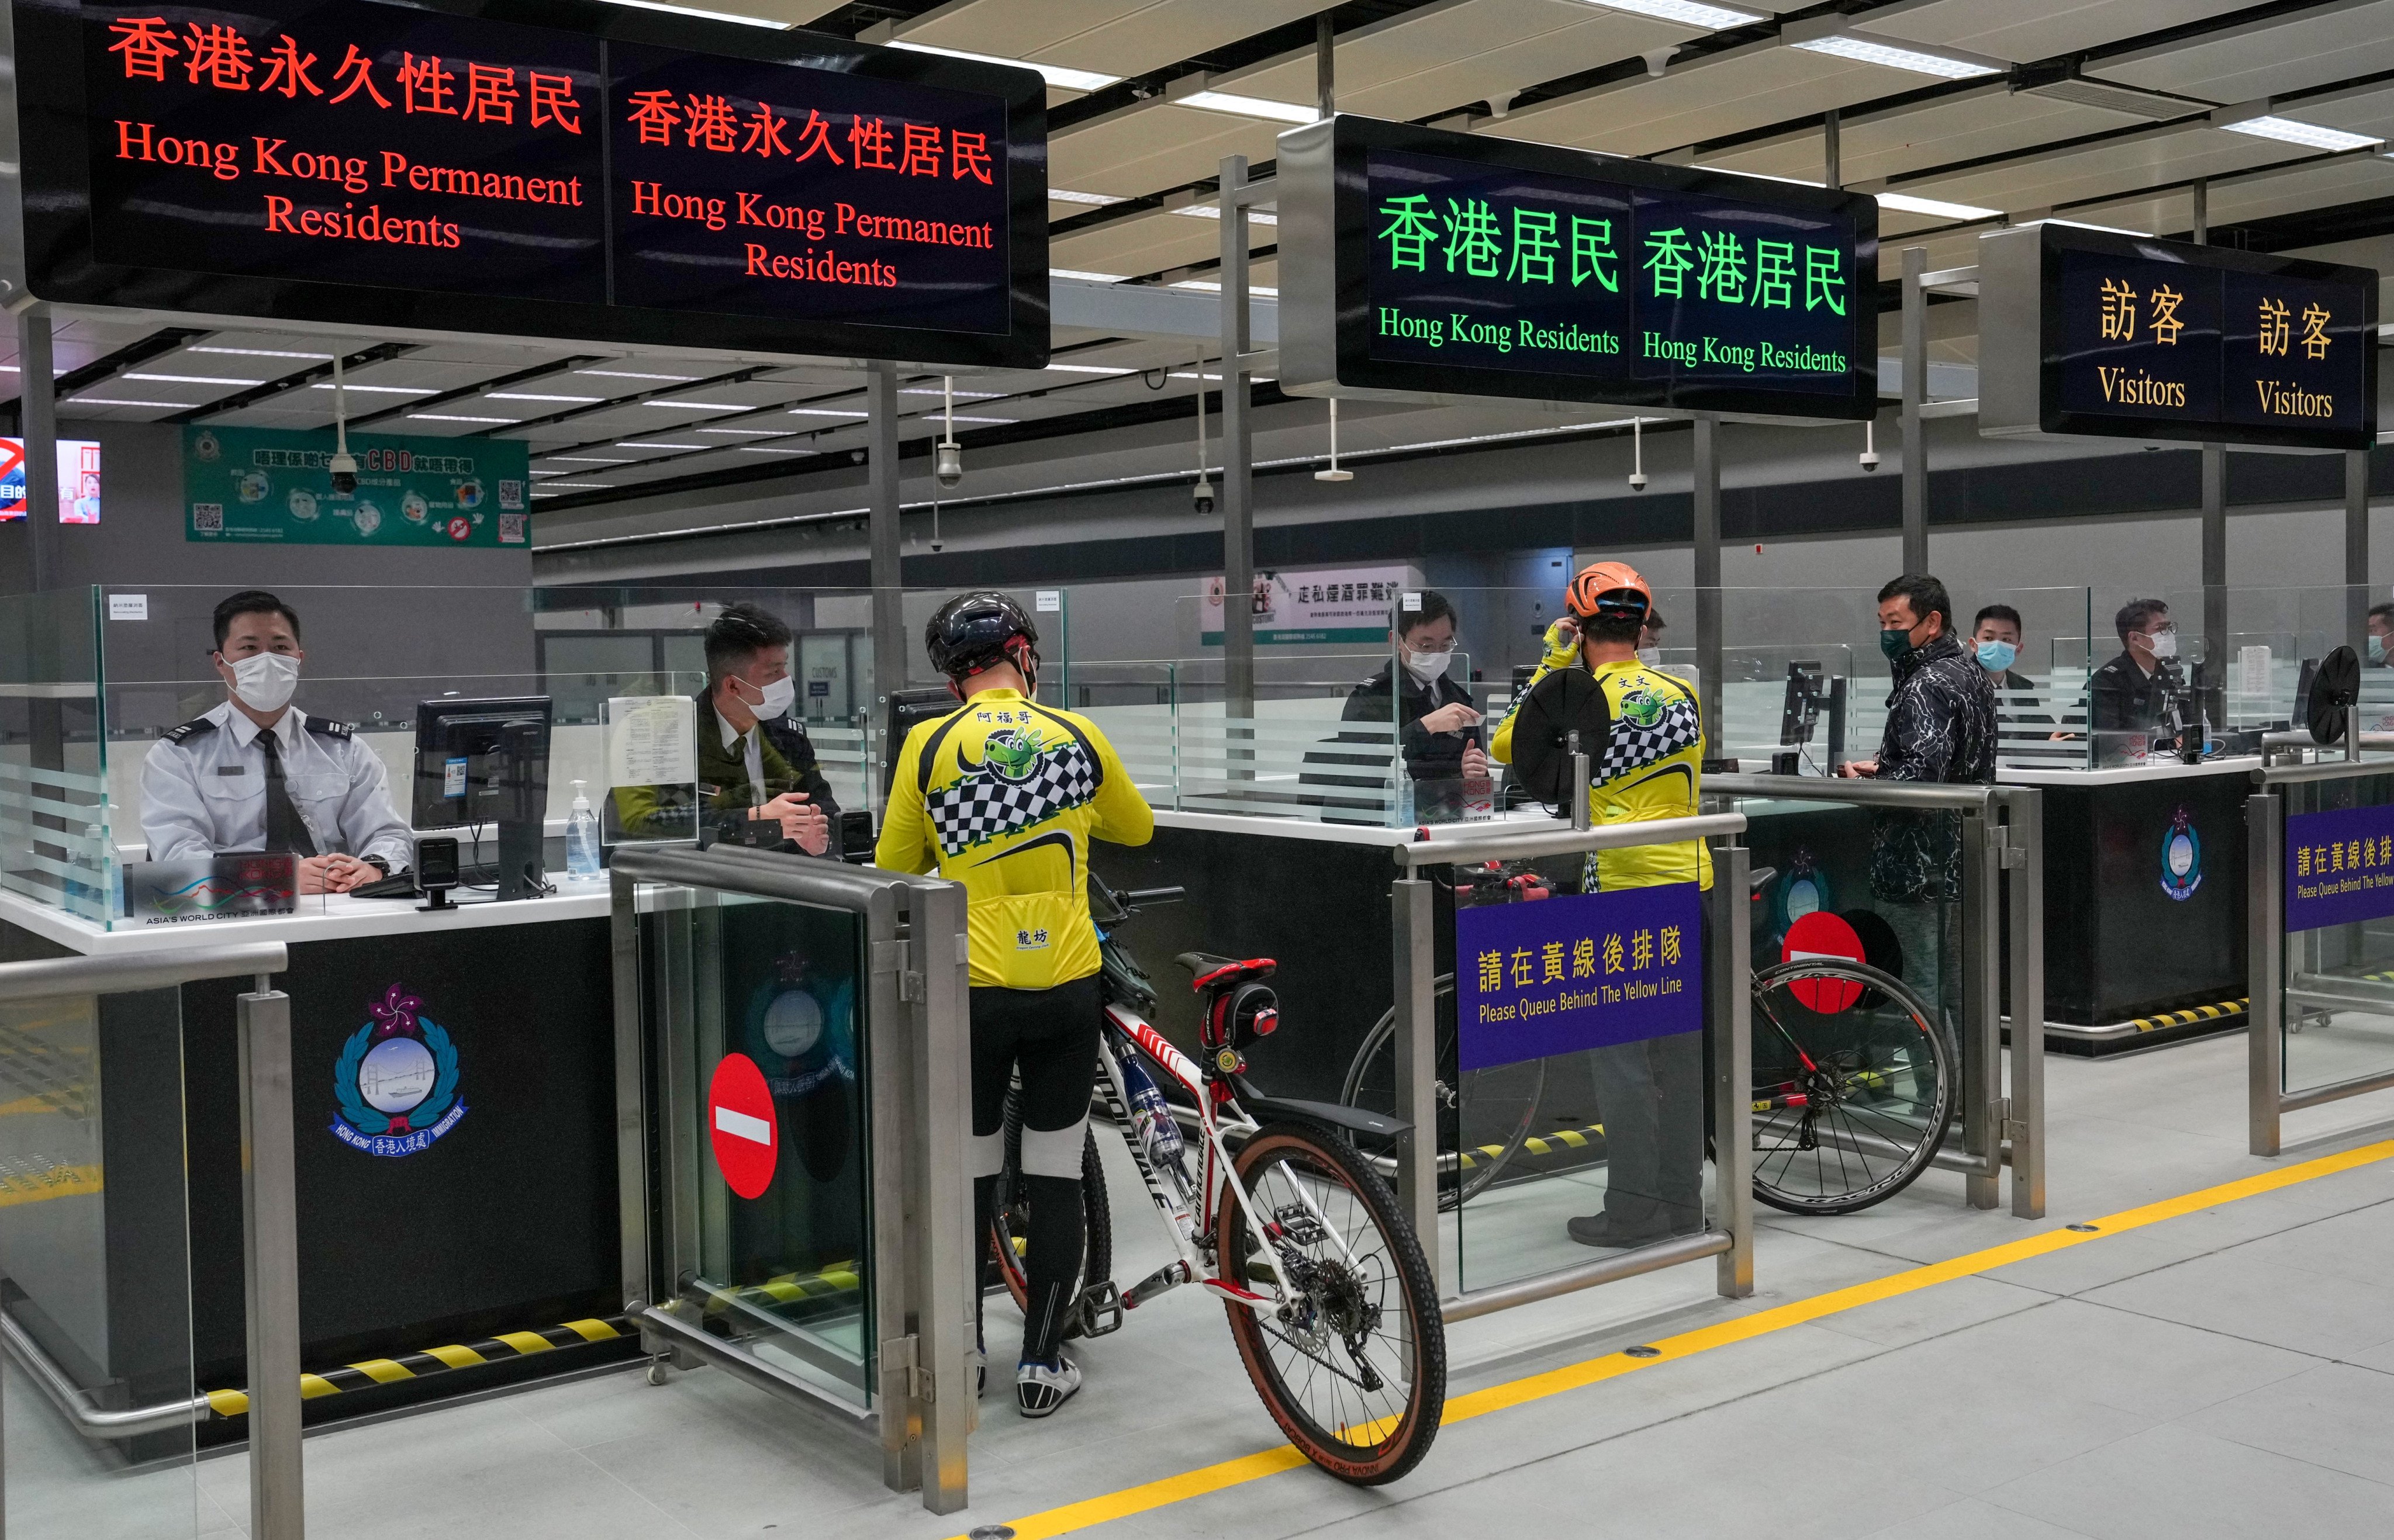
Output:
top-left (2285, 804), bottom-right (2394, 933)
top-left (11, 0), bottom-right (1048, 368)
top-left (1455, 883), bottom-right (1702, 1073)
top-left (1979, 223), bottom-right (2377, 451)
top-left (1275, 116), bottom-right (1877, 422)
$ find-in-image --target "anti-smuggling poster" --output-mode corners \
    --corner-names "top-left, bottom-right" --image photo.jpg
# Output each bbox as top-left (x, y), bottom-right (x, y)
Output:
top-left (183, 425), bottom-right (528, 546)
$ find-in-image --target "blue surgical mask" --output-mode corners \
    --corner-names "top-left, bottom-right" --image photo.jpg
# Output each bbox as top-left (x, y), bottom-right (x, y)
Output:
top-left (2372, 634), bottom-right (2386, 665)
top-left (1975, 639), bottom-right (2018, 674)
top-left (1879, 627), bottom-right (1916, 660)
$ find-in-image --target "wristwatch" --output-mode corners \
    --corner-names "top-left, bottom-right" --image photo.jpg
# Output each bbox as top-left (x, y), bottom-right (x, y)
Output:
top-left (360, 855), bottom-right (391, 877)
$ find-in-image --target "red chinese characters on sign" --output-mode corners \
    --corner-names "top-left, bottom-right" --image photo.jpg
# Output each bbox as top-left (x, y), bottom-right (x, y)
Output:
top-left (616, 92), bottom-right (992, 184)
top-left (104, 14), bottom-right (583, 134)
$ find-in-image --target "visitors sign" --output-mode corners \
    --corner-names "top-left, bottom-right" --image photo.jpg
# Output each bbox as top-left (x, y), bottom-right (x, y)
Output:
top-left (182, 425), bottom-right (529, 546)
top-left (17, 0), bottom-right (1047, 368)
top-left (1979, 223), bottom-right (2376, 450)
top-left (1277, 116), bottom-right (1877, 421)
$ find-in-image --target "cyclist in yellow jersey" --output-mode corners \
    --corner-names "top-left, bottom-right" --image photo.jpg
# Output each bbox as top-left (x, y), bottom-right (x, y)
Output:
top-left (875, 591), bottom-right (1152, 1418)
top-left (1490, 561), bottom-right (1708, 1250)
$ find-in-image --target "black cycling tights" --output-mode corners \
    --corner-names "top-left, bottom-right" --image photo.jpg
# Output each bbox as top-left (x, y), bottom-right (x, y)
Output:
top-left (969, 975), bottom-right (1101, 1368)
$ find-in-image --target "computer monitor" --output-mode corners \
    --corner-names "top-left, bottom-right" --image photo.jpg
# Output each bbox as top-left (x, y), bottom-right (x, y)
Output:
top-left (882, 686), bottom-right (956, 807)
top-left (411, 696), bottom-right (553, 901)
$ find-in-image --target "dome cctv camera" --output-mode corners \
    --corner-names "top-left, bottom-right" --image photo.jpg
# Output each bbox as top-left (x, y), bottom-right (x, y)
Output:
top-left (934, 441), bottom-right (963, 489)
top-left (1858, 448), bottom-right (1881, 472)
top-left (1193, 477), bottom-right (1215, 516)
top-left (1628, 470), bottom-right (1649, 492)
top-left (328, 451), bottom-right (358, 496)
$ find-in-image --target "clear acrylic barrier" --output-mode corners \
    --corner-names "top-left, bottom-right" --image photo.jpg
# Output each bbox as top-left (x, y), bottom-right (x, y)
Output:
top-left (2280, 774), bottom-right (2394, 1100)
top-left (1, 982), bottom-right (200, 1538)
top-left (0, 588), bottom-right (113, 926)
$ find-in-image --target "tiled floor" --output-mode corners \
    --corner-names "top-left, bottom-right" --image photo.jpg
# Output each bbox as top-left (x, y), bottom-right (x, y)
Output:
top-left (15, 1029), bottom-right (2394, 1539)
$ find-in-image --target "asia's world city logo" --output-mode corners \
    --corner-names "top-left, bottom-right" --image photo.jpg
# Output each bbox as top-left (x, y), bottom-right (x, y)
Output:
top-left (2160, 805), bottom-right (2203, 902)
top-left (331, 983), bottom-right (465, 1157)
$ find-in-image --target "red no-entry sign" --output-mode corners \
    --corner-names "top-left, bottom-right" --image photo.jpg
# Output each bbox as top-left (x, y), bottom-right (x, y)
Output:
top-left (708, 1053), bottom-right (778, 1200)
top-left (1781, 912), bottom-right (1867, 1013)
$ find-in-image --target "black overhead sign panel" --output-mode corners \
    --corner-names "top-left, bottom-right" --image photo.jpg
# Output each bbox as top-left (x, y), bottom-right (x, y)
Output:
top-left (1980, 223), bottom-right (2378, 451)
top-left (17, 0), bottom-right (1048, 367)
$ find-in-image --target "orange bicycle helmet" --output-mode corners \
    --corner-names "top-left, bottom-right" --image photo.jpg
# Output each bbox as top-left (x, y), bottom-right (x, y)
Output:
top-left (1565, 560), bottom-right (1653, 621)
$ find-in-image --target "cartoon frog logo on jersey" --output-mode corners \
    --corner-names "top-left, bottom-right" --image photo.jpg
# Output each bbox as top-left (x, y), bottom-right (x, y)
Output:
top-left (1619, 688), bottom-right (1666, 731)
top-left (984, 726), bottom-right (1046, 783)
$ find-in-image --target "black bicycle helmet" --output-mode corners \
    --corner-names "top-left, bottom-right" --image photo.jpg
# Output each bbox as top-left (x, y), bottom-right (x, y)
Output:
top-left (925, 590), bottom-right (1041, 683)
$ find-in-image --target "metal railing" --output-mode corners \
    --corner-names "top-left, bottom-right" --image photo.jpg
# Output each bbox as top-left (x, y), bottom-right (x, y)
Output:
top-left (1390, 806), bottom-right (1757, 1319)
top-left (0, 942), bottom-right (297, 1538)
top-left (1705, 773), bottom-right (2046, 1219)
top-left (607, 845), bottom-right (973, 1515)
top-left (2247, 757), bottom-right (2394, 1155)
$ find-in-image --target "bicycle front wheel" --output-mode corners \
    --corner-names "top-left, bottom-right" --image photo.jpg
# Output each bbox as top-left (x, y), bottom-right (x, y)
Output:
top-left (1217, 1120), bottom-right (1445, 1485)
top-left (1750, 957), bottom-right (1953, 1215)
top-left (1342, 975), bottom-right (1546, 1209)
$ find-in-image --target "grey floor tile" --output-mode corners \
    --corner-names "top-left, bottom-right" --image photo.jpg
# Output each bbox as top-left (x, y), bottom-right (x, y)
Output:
top-left (1808, 1272), bottom-right (2052, 1349)
top-left (2225, 1199), bottom-right (2394, 1291)
top-left (2078, 1248), bottom-right (2394, 1361)
top-left (1860, 1496), bottom-right (2099, 1539)
top-left (2176, 1360), bottom-right (2394, 1486)
top-left (1977, 1421), bottom-right (2394, 1540)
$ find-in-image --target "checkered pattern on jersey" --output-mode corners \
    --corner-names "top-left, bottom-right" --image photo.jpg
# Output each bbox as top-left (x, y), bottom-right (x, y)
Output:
top-left (1598, 685), bottom-right (1700, 784)
top-left (928, 740), bottom-right (1100, 856)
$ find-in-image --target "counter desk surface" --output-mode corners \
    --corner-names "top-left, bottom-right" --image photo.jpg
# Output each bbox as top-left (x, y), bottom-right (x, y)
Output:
top-left (0, 880), bottom-right (613, 957)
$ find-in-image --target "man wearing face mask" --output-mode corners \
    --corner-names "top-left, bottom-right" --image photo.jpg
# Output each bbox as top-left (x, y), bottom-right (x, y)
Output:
top-left (1305, 589), bottom-right (1484, 821)
top-left (616, 603), bottom-right (837, 853)
top-left (2365, 603), bottom-right (2393, 667)
top-left (140, 590), bottom-right (411, 894)
top-left (2089, 598), bottom-right (2181, 734)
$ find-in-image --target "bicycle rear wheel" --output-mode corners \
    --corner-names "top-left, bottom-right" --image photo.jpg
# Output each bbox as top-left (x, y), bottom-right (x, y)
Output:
top-left (989, 1085), bottom-right (1114, 1340)
top-left (1750, 957), bottom-right (1952, 1215)
top-left (1217, 1120), bottom-right (1445, 1485)
top-left (1342, 975), bottom-right (1545, 1209)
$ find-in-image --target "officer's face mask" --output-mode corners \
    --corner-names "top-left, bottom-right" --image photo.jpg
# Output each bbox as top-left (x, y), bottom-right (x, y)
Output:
top-left (2371, 634), bottom-right (2386, 665)
top-left (2144, 628), bottom-right (2179, 662)
top-left (734, 672), bottom-right (797, 720)
top-left (1975, 639), bottom-right (2018, 674)
top-left (1636, 646), bottom-right (1663, 666)
top-left (224, 650), bottom-right (300, 714)
top-left (1402, 646), bottom-right (1452, 684)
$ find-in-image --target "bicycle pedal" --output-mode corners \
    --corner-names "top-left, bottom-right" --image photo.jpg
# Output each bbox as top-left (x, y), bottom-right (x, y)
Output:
top-left (1072, 1279), bottom-right (1125, 1337)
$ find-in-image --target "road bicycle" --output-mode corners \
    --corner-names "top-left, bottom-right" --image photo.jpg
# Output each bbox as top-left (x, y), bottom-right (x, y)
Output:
top-left (1340, 864), bottom-right (1954, 1217)
top-left (989, 878), bottom-right (1445, 1485)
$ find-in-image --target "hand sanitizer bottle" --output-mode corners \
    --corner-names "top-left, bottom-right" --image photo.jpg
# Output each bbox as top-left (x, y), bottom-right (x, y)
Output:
top-left (566, 780), bottom-right (602, 881)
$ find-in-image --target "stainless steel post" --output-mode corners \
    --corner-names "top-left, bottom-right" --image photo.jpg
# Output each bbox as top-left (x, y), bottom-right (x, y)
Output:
top-left (1960, 807), bottom-right (1998, 1210)
top-left (1391, 877), bottom-right (1439, 1295)
top-left (16, 312), bottom-right (58, 593)
top-left (238, 985), bottom-right (304, 1540)
top-left (2249, 791), bottom-right (2284, 1155)
top-left (1901, 245), bottom-right (1927, 573)
top-left (1220, 154), bottom-right (1257, 726)
top-left (2005, 788), bottom-right (2046, 1219)
top-left (610, 870), bottom-right (651, 1313)
top-left (2203, 442), bottom-right (2227, 716)
top-left (866, 888), bottom-right (919, 1494)
top-left (905, 878), bottom-right (972, 1514)
top-left (1713, 839), bottom-right (1753, 1298)
top-left (1823, 109), bottom-right (1839, 190)
top-left (1315, 15), bottom-right (1334, 117)
top-left (2347, 449), bottom-right (2370, 656)
top-left (1692, 416), bottom-right (1723, 737)
top-left (868, 361), bottom-right (904, 804)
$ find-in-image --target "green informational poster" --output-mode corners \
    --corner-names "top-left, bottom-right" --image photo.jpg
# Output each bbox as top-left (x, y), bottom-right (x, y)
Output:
top-left (183, 427), bottom-right (530, 546)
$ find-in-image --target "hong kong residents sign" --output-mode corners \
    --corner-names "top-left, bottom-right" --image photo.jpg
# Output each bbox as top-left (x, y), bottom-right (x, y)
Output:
top-left (183, 425), bottom-right (529, 545)
top-left (2285, 804), bottom-right (2394, 932)
top-left (1979, 223), bottom-right (2376, 451)
top-left (12, 0), bottom-right (1048, 367)
top-left (1275, 115), bottom-right (1877, 421)
top-left (1456, 884), bottom-right (1702, 1072)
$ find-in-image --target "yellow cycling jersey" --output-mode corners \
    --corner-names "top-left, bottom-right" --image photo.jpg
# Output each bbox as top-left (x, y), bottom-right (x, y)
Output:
top-left (874, 688), bottom-right (1155, 989)
top-left (1492, 629), bottom-right (1713, 892)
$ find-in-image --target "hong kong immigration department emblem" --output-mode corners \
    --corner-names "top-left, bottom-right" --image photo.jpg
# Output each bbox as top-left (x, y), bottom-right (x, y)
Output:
top-left (2159, 805), bottom-right (2203, 903)
top-left (331, 984), bottom-right (465, 1157)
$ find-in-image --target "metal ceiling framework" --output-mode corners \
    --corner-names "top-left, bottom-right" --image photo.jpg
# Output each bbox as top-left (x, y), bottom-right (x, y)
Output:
top-left (13, 0), bottom-right (2394, 530)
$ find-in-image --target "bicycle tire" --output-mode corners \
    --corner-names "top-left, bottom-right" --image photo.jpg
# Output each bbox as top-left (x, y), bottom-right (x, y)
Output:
top-left (990, 1093), bottom-right (1114, 1340)
top-left (1217, 1120), bottom-right (1445, 1486)
top-left (1749, 957), bottom-right (1953, 1216)
top-left (1341, 975), bottom-right (1546, 1209)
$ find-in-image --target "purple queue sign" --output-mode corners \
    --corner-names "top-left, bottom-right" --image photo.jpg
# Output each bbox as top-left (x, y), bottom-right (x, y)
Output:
top-left (2285, 803), bottom-right (2394, 932)
top-left (1456, 883), bottom-right (1703, 1072)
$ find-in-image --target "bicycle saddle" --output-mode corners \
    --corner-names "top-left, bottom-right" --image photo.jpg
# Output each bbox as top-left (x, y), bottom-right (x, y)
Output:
top-left (1176, 951), bottom-right (1277, 990)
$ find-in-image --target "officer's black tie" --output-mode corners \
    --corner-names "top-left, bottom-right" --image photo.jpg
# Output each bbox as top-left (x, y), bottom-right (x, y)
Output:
top-left (257, 727), bottom-right (318, 857)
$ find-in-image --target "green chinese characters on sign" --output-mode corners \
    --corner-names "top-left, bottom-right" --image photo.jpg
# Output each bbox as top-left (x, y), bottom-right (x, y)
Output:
top-left (182, 427), bottom-right (531, 547)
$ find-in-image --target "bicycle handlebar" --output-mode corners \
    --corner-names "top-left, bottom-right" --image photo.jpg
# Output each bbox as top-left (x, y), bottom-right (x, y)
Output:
top-left (1121, 886), bottom-right (1185, 906)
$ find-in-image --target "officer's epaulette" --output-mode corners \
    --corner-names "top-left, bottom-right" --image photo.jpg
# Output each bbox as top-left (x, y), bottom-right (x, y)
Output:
top-left (161, 717), bottom-right (219, 745)
top-left (304, 717), bottom-right (356, 740)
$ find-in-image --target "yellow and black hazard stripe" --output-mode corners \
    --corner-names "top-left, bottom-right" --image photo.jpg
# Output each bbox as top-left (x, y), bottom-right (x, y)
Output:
top-left (2130, 997), bottom-right (2248, 1034)
top-left (1458, 1123), bottom-right (1607, 1170)
top-left (205, 1317), bottom-right (627, 1417)
top-left (697, 1261), bottom-right (861, 1316)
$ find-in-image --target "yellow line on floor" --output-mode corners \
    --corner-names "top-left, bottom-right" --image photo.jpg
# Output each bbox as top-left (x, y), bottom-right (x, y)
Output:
top-left (946, 1137), bottom-right (2394, 1540)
